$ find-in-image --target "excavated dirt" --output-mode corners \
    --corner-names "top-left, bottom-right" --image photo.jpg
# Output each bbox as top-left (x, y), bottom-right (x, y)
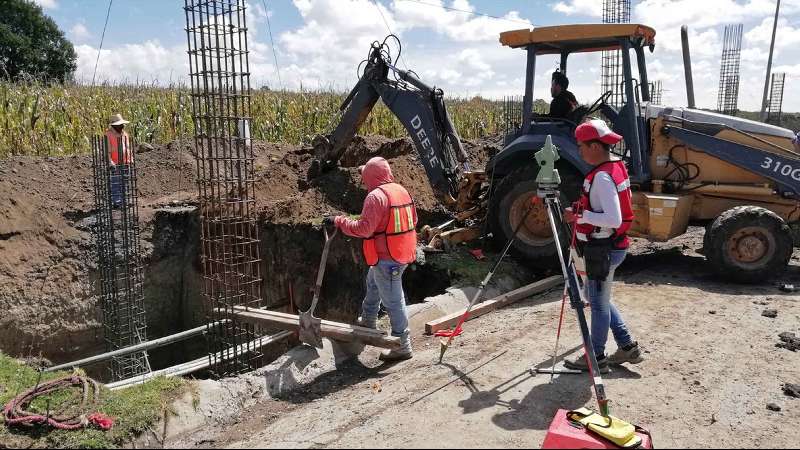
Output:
top-left (0, 135), bottom-right (500, 367)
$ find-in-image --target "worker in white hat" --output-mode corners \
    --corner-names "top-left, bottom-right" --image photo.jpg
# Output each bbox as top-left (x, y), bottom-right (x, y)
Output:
top-left (106, 114), bottom-right (132, 208)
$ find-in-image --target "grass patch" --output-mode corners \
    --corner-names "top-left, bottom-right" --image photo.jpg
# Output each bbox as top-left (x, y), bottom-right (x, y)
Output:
top-left (0, 353), bottom-right (184, 449)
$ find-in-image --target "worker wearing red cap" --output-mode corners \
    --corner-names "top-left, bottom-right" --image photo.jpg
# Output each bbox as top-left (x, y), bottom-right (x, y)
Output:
top-left (563, 119), bottom-right (643, 373)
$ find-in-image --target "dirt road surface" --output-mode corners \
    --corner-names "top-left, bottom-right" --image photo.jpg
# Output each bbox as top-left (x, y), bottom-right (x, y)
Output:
top-left (171, 230), bottom-right (800, 449)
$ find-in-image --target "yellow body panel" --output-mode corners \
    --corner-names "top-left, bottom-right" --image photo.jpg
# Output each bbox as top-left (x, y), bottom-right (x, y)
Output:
top-left (626, 117), bottom-right (800, 241)
top-left (629, 193), bottom-right (694, 241)
top-left (499, 24), bottom-right (656, 52)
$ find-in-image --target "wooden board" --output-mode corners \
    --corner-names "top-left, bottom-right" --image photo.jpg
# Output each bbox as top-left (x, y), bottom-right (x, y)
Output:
top-left (226, 306), bottom-right (401, 350)
top-left (425, 275), bottom-right (563, 335)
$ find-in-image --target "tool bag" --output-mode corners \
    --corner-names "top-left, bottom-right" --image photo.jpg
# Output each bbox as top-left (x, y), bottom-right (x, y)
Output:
top-left (578, 238), bottom-right (615, 281)
top-left (566, 408), bottom-right (649, 449)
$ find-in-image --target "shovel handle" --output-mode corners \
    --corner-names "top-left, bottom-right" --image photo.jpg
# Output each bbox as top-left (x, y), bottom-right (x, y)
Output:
top-left (307, 225), bottom-right (338, 315)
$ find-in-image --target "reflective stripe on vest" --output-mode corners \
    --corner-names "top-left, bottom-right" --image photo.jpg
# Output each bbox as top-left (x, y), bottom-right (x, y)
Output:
top-left (362, 183), bottom-right (418, 266)
top-left (106, 130), bottom-right (132, 165)
top-left (575, 160), bottom-right (634, 249)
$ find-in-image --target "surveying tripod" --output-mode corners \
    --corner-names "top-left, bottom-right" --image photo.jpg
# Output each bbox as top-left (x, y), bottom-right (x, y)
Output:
top-left (532, 136), bottom-right (610, 418)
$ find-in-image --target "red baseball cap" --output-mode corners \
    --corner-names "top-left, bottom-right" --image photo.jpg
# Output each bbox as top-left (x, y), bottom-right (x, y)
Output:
top-left (575, 119), bottom-right (623, 145)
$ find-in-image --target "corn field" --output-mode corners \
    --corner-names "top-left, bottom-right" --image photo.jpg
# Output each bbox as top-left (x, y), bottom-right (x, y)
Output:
top-left (0, 81), bottom-right (514, 158)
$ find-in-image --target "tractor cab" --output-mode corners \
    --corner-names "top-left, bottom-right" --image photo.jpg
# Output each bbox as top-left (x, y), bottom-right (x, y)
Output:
top-left (492, 24), bottom-right (657, 183)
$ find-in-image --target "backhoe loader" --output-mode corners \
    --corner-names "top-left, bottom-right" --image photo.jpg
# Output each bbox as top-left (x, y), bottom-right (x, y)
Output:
top-left (311, 26), bottom-right (800, 282)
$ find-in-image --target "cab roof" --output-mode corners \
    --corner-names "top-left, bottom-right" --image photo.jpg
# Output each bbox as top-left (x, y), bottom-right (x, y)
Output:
top-left (499, 24), bottom-right (656, 54)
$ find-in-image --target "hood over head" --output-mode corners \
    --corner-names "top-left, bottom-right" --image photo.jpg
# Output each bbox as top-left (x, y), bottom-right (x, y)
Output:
top-left (360, 157), bottom-right (394, 191)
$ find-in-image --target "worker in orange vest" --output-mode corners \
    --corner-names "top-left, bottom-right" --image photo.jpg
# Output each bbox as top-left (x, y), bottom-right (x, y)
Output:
top-left (325, 157), bottom-right (418, 362)
top-left (106, 114), bottom-right (132, 208)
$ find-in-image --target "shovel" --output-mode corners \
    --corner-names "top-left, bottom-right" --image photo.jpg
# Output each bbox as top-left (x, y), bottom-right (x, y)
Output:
top-left (298, 225), bottom-right (338, 348)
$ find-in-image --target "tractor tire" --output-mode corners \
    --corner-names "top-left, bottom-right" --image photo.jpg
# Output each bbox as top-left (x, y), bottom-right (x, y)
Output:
top-left (703, 206), bottom-right (793, 283)
top-left (488, 163), bottom-right (581, 265)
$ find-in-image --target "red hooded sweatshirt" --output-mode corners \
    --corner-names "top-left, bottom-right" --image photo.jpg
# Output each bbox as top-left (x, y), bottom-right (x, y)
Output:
top-left (335, 157), bottom-right (406, 262)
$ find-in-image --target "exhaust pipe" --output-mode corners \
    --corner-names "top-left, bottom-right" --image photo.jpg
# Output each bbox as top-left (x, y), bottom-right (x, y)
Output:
top-left (681, 25), bottom-right (696, 109)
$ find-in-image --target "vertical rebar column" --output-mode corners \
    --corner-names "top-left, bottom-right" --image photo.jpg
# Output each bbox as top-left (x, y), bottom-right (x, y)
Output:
top-left (184, 0), bottom-right (264, 378)
top-left (91, 135), bottom-right (150, 381)
top-left (650, 80), bottom-right (663, 104)
top-left (716, 24), bottom-right (743, 116)
top-left (601, 0), bottom-right (630, 109)
top-left (767, 73), bottom-right (786, 126)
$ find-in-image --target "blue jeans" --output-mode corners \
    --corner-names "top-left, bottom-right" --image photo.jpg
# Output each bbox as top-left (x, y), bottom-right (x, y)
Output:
top-left (362, 260), bottom-right (409, 337)
top-left (584, 249), bottom-right (633, 358)
top-left (109, 165), bottom-right (128, 207)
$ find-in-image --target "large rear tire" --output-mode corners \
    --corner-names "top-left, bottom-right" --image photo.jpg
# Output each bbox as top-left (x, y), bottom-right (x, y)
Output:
top-left (704, 206), bottom-right (793, 283)
top-left (488, 163), bottom-right (582, 264)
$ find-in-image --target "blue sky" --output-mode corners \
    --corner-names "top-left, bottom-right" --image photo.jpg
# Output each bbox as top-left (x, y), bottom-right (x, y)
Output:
top-left (34, 0), bottom-right (800, 112)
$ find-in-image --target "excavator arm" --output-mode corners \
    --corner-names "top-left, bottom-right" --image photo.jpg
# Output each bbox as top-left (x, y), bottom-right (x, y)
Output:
top-left (310, 37), bottom-right (471, 206)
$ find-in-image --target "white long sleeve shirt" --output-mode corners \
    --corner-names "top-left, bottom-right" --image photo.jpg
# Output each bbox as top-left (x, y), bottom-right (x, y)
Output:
top-left (577, 172), bottom-right (623, 233)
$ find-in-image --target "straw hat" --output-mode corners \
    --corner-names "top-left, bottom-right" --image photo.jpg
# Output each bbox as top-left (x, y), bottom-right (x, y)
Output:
top-left (109, 114), bottom-right (130, 126)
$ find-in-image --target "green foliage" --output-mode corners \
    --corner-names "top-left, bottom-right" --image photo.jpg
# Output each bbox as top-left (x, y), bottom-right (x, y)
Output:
top-left (0, 0), bottom-right (77, 83)
top-left (0, 353), bottom-right (184, 449)
top-left (0, 82), bottom-right (515, 158)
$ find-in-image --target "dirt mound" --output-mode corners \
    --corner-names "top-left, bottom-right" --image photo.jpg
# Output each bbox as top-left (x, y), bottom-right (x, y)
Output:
top-left (257, 134), bottom-right (498, 224)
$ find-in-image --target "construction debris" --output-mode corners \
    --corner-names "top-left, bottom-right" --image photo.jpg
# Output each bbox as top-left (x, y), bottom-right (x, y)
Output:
top-left (761, 309), bottom-right (778, 318)
top-left (783, 384), bottom-right (800, 398)
top-left (777, 332), bottom-right (800, 352)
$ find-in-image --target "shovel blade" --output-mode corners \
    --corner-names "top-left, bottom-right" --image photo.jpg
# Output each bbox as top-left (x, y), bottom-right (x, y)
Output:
top-left (298, 312), bottom-right (324, 349)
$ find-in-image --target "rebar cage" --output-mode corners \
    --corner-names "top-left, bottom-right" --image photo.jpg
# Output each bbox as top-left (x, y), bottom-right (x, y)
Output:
top-left (717, 24), bottom-right (743, 116)
top-left (601, 0), bottom-right (631, 109)
top-left (184, 0), bottom-right (265, 378)
top-left (767, 72), bottom-right (786, 126)
top-left (91, 135), bottom-right (150, 381)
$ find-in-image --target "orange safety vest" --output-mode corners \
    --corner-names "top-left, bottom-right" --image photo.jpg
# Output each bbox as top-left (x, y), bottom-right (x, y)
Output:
top-left (363, 183), bottom-right (418, 266)
top-left (106, 129), bottom-right (132, 165)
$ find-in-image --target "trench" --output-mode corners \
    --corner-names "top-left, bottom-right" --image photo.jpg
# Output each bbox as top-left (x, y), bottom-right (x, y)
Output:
top-left (136, 206), bottom-right (454, 376)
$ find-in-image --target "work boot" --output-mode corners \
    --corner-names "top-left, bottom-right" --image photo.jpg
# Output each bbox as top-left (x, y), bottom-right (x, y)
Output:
top-left (564, 353), bottom-right (610, 374)
top-left (379, 330), bottom-right (413, 362)
top-left (356, 316), bottom-right (377, 330)
top-left (607, 342), bottom-right (644, 365)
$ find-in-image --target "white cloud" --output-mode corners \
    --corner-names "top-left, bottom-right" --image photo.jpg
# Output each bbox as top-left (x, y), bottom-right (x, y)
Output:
top-left (393, 0), bottom-right (532, 42)
top-left (552, 0), bottom-right (602, 18)
top-left (33, 0), bottom-right (57, 9)
top-left (745, 17), bottom-right (800, 51)
top-left (69, 23), bottom-right (91, 42)
top-left (74, 41), bottom-right (188, 84)
top-left (635, 0), bottom-right (774, 32)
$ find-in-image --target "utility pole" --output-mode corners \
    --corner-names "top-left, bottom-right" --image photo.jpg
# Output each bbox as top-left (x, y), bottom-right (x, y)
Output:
top-left (760, 0), bottom-right (781, 121)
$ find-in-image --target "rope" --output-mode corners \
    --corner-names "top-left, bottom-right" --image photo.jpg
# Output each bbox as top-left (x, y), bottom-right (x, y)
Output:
top-left (92, 0), bottom-right (114, 86)
top-left (3, 375), bottom-right (114, 431)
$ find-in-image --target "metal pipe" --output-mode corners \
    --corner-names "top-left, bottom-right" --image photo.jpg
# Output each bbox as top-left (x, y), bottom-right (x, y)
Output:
top-left (44, 322), bottom-right (226, 373)
top-left (522, 45), bottom-right (536, 133)
top-left (681, 25), bottom-right (696, 109)
top-left (636, 46), bottom-right (651, 102)
top-left (621, 39), bottom-right (647, 182)
top-left (107, 331), bottom-right (292, 390)
top-left (761, 0), bottom-right (781, 121)
top-left (684, 183), bottom-right (775, 197)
